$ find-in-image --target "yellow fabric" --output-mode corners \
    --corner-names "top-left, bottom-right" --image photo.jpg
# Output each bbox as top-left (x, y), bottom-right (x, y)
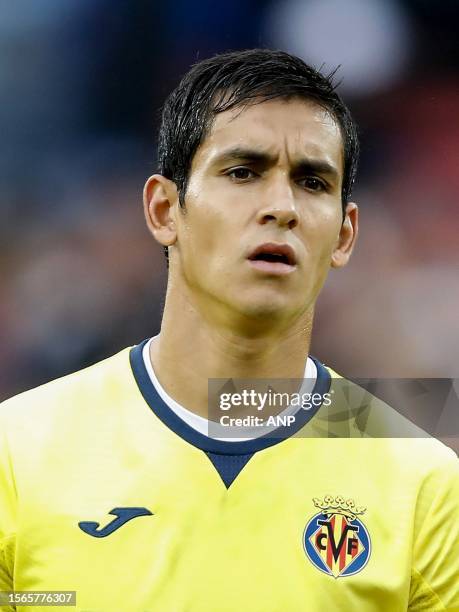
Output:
top-left (0, 347), bottom-right (458, 611)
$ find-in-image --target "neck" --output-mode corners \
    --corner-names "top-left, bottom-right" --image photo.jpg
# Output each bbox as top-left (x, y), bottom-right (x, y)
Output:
top-left (150, 282), bottom-right (314, 417)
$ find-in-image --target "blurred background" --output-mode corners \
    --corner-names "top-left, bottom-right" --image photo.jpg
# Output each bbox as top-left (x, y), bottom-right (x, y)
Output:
top-left (0, 0), bottom-right (458, 422)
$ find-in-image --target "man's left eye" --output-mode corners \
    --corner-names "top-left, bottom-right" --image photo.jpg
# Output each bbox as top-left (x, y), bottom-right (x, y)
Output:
top-left (299, 177), bottom-right (325, 191)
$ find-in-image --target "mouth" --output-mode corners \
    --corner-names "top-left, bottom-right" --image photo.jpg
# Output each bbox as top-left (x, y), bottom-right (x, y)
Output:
top-left (247, 243), bottom-right (297, 275)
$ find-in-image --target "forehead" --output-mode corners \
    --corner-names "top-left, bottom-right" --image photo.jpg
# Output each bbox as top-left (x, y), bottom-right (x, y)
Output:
top-left (192, 97), bottom-right (344, 171)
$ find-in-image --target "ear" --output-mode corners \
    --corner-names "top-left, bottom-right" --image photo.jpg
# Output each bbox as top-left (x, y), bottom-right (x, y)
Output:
top-left (331, 202), bottom-right (359, 269)
top-left (143, 174), bottom-right (179, 247)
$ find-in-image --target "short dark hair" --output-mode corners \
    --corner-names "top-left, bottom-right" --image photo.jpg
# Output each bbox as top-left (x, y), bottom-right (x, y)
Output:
top-left (158, 48), bottom-right (359, 255)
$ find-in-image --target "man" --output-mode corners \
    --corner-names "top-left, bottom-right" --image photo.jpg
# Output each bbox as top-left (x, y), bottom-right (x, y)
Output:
top-left (0, 49), bottom-right (458, 611)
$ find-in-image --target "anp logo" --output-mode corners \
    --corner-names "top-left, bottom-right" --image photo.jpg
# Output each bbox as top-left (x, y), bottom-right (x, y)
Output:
top-left (303, 495), bottom-right (371, 578)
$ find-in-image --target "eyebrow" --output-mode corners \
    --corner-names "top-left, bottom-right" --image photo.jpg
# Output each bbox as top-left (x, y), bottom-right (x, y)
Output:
top-left (211, 146), bottom-right (340, 181)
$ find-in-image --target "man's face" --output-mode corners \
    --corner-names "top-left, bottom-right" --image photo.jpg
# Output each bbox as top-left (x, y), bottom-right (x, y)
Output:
top-left (170, 97), bottom-right (351, 323)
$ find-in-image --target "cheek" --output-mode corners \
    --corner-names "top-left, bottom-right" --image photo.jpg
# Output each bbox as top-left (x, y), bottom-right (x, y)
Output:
top-left (303, 207), bottom-right (342, 263)
top-left (177, 198), bottom-right (230, 273)
top-left (182, 178), bottom-right (243, 256)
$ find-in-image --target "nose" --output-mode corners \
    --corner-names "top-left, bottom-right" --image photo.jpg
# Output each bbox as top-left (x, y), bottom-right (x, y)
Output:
top-left (255, 178), bottom-right (299, 230)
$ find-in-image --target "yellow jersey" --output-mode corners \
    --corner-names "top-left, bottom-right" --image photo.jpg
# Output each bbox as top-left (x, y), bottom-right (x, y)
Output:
top-left (0, 339), bottom-right (458, 611)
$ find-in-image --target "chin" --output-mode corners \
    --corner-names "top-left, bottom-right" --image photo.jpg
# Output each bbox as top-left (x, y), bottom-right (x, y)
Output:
top-left (233, 296), bottom-right (297, 321)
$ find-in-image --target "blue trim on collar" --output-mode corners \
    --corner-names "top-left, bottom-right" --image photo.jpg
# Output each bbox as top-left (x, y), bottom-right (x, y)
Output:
top-left (206, 452), bottom-right (253, 488)
top-left (129, 338), bottom-right (331, 455)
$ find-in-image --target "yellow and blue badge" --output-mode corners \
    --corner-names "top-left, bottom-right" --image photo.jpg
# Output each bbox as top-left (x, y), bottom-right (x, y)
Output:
top-left (304, 495), bottom-right (371, 579)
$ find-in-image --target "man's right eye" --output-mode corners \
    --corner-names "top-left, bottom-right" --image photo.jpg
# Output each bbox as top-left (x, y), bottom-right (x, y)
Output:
top-left (227, 167), bottom-right (256, 181)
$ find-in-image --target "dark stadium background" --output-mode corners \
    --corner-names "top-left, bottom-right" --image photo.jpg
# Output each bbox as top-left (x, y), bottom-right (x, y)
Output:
top-left (0, 0), bottom-right (457, 448)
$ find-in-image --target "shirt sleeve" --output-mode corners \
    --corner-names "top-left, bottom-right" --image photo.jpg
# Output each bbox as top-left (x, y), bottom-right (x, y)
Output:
top-left (409, 445), bottom-right (459, 610)
top-left (0, 413), bottom-right (17, 611)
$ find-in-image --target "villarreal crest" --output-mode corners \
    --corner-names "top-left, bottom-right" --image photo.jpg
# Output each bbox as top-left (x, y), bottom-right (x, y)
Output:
top-left (303, 495), bottom-right (371, 578)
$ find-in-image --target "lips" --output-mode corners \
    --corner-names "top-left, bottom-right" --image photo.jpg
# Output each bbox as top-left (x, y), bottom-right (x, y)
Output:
top-left (247, 243), bottom-right (297, 275)
top-left (248, 243), bottom-right (297, 266)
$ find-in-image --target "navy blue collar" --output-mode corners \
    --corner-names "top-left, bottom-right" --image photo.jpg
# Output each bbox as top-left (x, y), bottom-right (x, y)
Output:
top-left (129, 339), bottom-right (331, 455)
